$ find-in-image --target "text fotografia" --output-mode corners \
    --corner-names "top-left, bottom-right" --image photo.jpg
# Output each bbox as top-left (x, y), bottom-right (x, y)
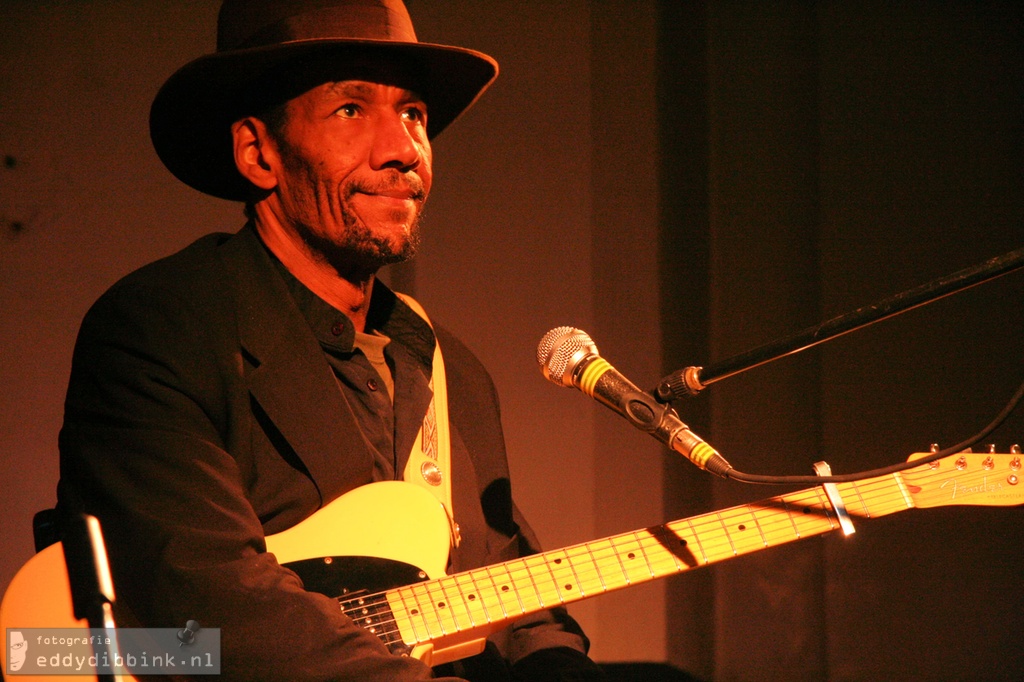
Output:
top-left (6, 627), bottom-right (221, 675)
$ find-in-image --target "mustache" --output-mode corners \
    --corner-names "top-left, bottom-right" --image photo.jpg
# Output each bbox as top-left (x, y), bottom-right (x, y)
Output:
top-left (348, 171), bottom-right (426, 200)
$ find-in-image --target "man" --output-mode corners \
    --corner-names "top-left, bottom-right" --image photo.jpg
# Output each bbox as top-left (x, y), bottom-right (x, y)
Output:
top-left (56, 1), bottom-right (603, 680)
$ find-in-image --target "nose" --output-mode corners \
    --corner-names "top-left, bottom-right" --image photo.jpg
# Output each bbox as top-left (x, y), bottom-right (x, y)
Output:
top-left (369, 110), bottom-right (425, 173)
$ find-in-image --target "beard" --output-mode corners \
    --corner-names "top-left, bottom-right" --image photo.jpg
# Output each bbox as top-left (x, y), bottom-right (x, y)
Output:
top-left (281, 156), bottom-right (426, 280)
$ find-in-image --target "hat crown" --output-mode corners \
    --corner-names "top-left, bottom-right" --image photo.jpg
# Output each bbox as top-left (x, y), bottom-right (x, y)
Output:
top-left (217, 0), bottom-right (417, 52)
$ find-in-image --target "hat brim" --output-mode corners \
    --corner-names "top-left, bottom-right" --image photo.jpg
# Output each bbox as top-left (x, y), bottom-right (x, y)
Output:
top-left (150, 39), bottom-right (497, 201)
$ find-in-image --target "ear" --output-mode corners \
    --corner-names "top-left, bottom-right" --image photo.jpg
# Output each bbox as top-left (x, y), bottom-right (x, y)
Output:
top-left (231, 117), bottom-right (280, 192)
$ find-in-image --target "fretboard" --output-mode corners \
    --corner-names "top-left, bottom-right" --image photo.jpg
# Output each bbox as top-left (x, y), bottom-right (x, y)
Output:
top-left (386, 470), bottom-right (914, 645)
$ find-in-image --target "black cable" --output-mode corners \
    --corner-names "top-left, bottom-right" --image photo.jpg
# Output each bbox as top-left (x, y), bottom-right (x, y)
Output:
top-left (720, 375), bottom-right (1024, 485)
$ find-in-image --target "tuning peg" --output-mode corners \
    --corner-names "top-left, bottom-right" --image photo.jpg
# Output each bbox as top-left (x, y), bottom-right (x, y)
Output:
top-left (1011, 444), bottom-right (1021, 454)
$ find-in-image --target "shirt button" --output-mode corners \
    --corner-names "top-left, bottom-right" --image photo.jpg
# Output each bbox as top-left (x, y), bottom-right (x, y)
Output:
top-left (331, 323), bottom-right (344, 336)
top-left (367, 378), bottom-right (379, 391)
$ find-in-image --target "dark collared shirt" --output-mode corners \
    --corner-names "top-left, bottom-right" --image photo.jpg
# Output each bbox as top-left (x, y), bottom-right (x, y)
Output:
top-left (268, 254), bottom-right (436, 482)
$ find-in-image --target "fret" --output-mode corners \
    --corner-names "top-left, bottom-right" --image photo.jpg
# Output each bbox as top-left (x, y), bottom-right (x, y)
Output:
top-left (588, 543), bottom-right (612, 590)
top-left (401, 577), bottom-right (446, 634)
top-left (838, 475), bottom-right (909, 519)
top-left (589, 536), bottom-right (631, 588)
top-left (840, 480), bottom-right (872, 518)
top-left (609, 532), bottom-right (657, 583)
top-left (520, 553), bottom-right (563, 605)
top-left (813, 487), bottom-right (839, 530)
top-left (389, 585), bottom-right (430, 644)
top-left (578, 539), bottom-right (616, 591)
top-left (688, 515), bottom-right (737, 564)
top-left (714, 506), bottom-right (769, 555)
top-left (439, 575), bottom-right (474, 630)
top-left (433, 577), bottom-right (463, 632)
top-left (791, 487), bottom-right (835, 534)
top-left (561, 544), bottom-right (607, 595)
top-left (783, 497), bottom-right (802, 538)
top-left (493, 562), bottom-right (532, 614)
top-left (652, 527), bottom-right (686, 574)
top-left (748, 493), bottom-right (809, 546)
top-left (717, 512), bottom-right (738, 556)
top-left (634, 531), bottom-right (659, 578)
top-left (892, 473), bottom-right (914, 510)
top-left (683, 518), bottom-right (709, 563)
top-left (453, 566), bottom-right (499, 625)
top-left (545, 549), bottom-right (586, 599)
top-left (479, 565), bottom-right (513, 620)
top-left (451, 572), bottom-right (490, 625)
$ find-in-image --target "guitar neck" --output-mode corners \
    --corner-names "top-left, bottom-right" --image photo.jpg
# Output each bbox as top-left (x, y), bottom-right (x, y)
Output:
top-left (386, 470), bottom-right (912, 644)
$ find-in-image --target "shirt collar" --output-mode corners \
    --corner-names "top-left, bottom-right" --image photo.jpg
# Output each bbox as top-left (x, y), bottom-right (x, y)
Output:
top-left (257, 231), bottom-right (435, 365)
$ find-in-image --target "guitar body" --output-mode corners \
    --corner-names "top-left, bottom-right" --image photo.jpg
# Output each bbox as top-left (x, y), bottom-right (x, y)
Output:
top-left (0, 482), bottom-right (461, 679)
top-left (0, 542), bottom-right (105, 681)
top-left (265, 480), bottom-right (452, 579)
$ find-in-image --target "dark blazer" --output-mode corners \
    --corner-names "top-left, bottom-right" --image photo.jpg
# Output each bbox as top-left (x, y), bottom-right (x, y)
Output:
top-left (56, 225), bottom-right (591, 681)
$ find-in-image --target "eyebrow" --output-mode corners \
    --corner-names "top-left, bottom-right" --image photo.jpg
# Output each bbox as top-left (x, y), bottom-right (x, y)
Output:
top-left (326, 81), bottom-right (375, 99)
top-left (324, 81), bottom-right (425, 104)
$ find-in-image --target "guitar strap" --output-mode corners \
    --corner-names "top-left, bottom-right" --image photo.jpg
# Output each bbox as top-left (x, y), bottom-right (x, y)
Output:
top-left (395, 293), bottom-right (460, 548)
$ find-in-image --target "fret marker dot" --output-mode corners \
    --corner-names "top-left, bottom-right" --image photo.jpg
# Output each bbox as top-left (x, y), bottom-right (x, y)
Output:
top-left (554, 558), bottom-right (562, 564)
top-left (468, 594), bottom-right (476, 601)
top-left (679, 539), bottom-right (687, 546)
top-left (411, 609), bottom-right (419, 615)
top-left (501, 585), bottom-right (509, 592)
top-left (438, 601), bottom-right (446, 608)
top-left (738, 524), bottom-right (747, 531)
top-left (564, 584), bottom-right (573, 591)
top-left (628, 553), bottom-right (636, 560)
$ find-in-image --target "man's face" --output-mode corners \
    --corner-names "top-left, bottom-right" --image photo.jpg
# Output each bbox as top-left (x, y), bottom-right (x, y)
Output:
top-left (266, 78), bottom-right (432, 274)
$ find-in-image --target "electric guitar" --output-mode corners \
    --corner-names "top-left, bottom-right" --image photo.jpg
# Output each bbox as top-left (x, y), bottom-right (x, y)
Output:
top-left (2, 449), bottom-right (1022, 680)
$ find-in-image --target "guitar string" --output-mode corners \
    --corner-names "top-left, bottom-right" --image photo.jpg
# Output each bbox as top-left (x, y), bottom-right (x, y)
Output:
top-left (341, 458), bottom-right (1018, 643)
top-left (346, 460), bottom-right (1015, 641)
top-left (362, 471), bottom-right (991, 638)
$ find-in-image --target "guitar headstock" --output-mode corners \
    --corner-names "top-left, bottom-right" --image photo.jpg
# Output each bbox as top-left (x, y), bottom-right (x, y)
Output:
top-left (902, 446), bottom-right (1023, 509)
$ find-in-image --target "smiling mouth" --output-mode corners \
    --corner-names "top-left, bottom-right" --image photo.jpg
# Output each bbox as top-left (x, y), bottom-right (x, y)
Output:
top-left (367, 189), bottom-right (421, 201)
top-left (352, 174), bottom-right (426, 203)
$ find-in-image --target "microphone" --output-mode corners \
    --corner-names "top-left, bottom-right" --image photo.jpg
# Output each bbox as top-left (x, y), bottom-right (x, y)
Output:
top-left (537, 326), bottom-right (733, 477)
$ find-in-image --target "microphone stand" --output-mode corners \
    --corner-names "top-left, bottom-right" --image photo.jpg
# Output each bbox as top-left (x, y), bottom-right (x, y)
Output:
top-left (655, 245), bottom-right (1024, 402)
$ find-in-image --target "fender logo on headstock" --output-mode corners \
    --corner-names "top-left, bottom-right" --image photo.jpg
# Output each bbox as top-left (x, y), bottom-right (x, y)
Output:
top-left (938, 476), bottom-right (1004, 499)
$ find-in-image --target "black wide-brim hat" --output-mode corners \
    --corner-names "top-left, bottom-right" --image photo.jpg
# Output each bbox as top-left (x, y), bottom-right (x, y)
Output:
top-left (150, 0), bottom-right (498, 201)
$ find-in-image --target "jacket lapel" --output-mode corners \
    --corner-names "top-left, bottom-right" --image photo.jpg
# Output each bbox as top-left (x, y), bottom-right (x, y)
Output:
top-left (217, 226), bottom-right (373, 505)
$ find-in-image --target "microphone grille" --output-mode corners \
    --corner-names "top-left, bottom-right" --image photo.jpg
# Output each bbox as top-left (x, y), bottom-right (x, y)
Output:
top-left (537, 326), bottom-right (598, 387)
